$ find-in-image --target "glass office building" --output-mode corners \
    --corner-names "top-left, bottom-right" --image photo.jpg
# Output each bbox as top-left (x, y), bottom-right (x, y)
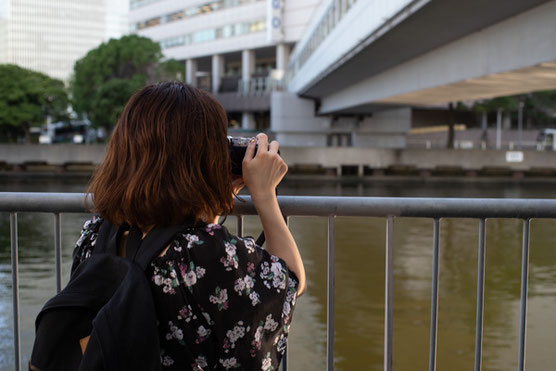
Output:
top-left (0, 0), bottom-right (129, 82)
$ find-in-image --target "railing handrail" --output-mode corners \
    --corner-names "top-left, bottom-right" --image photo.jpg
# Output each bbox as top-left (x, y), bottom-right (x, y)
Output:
top-left (2, 192), bottom-right (553, 371)
top-left (2, 192), bottom-right (556, 219)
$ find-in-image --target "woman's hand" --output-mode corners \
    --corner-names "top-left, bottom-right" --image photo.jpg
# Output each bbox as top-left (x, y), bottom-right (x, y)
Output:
top-left (241, 133), bottom-right (306, 296)
top-left (242, 133), bottom-right (287, 202)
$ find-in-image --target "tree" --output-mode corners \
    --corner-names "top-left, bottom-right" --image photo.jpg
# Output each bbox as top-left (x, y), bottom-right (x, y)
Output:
top-left (71, 35), bottom-right (183, 132)
top-left (0, 64), bottom-right (69, 142)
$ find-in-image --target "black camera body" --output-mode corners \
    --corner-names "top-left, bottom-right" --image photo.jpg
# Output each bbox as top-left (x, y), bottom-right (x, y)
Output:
top-left (228, 136), bottom-right (254, 176)
top-left (228, 136), bottom-right (280, 176)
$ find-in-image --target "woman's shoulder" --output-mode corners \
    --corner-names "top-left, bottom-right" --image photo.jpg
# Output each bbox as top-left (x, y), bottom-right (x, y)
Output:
top-left (154, 222), bottom-right (252, 262)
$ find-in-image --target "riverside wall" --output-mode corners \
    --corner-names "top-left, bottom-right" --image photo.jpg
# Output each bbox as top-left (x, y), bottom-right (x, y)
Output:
top-left (1, 144), bottom-right (556, 176)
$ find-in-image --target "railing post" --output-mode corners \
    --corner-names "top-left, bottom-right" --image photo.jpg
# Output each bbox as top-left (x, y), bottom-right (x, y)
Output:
top-left (518, 219), bottom-right (531, 371)
top-left (474, 219), bottom-right (487, 371)
top-left (282, 215), bottom-right (290, 371)
top-left (10, 212), bottom-right (21, 371)
top-left (429, 218), bottom-right (441, 371)
top-left (236, 215), bottom-right (244, 238)
top-left (54, 213), bottom-right (63, 293)
top-left (327, 215), bottom-right (335, 371)
top-left (384, 216), bottom-right (394, 371)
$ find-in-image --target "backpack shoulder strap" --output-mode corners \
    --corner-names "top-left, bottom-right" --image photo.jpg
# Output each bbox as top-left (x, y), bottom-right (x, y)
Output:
top-left (92, 220), bottom-right (127, 256)
top-left (133, 224), bottom-right (188, 271)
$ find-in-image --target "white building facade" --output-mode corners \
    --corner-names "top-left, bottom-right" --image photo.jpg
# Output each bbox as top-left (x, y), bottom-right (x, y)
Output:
top-left (0, 0), bottom-right (129, 82)
top-left (130, 0), bottom-right (322, 130)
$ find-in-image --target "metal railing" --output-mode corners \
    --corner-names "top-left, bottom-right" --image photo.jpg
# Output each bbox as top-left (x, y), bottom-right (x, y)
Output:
top-left (2, 192), bottom-right (556, 371)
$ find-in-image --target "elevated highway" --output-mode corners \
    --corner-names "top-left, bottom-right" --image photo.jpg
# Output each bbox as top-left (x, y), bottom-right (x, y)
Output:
top-left (272, 0), bottom-right (556, 147)
top-left (287, 0), bottom-right (556, 112)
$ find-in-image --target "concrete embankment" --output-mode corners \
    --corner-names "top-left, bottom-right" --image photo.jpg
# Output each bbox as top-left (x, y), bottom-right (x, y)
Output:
top-left (1, 144), bottom-right (556, 177)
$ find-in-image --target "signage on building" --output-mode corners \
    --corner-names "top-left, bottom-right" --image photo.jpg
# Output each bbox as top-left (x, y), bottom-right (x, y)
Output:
top-left (506, 151), bottom-right (524, 163)
top-left (267, 0), bottom-right (284, 42)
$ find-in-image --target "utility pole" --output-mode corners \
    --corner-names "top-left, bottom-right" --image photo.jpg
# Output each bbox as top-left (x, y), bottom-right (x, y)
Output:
top-left (496, 108), bottom-right (502, 150)
top-left (518, 101), bottom-right (524, 149)
top-left (447, 102), bottom-right (455, 149)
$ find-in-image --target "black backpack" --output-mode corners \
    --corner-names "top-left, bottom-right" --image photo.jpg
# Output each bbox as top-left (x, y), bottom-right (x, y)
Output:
top-left (30, 219), bottom-right (187, 371)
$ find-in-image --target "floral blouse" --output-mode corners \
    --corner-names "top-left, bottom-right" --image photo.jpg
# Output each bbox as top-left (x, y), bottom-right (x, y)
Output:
top-left (71, 217), bottom-right (299, 370)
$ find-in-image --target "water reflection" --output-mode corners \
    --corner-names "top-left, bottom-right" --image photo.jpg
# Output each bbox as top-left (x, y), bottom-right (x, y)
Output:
top-left (1, 177), bottom-right (556, 370)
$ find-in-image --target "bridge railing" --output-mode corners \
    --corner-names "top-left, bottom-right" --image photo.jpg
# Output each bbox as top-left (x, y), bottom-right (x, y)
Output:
top-left (2, 192), bottom-right (556, 371)
top-left (284, 0), bottom-right (359, 86)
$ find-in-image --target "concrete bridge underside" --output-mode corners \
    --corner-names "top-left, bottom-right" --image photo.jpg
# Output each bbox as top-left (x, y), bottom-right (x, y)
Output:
top-left (294, 0), bottom-right (556, 114)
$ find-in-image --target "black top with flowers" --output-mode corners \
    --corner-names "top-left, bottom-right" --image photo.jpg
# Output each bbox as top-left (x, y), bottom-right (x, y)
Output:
top-left (71, 217), bottom-right (298, 371)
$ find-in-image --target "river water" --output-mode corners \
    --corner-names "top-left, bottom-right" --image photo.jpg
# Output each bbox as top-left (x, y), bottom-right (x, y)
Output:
top-left (1, 175), bottom-right (556, 370)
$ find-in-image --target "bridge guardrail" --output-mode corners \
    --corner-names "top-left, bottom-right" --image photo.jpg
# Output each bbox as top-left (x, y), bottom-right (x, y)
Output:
top-left (2, 192), bottom-right (556, 371)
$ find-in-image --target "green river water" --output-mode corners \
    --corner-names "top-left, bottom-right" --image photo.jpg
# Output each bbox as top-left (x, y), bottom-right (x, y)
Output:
top-left (1, 175), bottom-right (556, 370)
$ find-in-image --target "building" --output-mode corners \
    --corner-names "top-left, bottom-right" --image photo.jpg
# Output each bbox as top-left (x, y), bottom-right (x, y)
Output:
top-left (0, 0), bottom-right (129, 82)
top-left (130, 0), bottom-right (322, 131)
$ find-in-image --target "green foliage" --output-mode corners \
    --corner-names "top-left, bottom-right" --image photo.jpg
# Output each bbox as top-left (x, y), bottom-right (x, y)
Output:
top-left (71, 35), bottom-right (184, 131)
top-left (472, 91), bottom-right (556, 127)
top-left (0, 64), bottom-right (69, 141)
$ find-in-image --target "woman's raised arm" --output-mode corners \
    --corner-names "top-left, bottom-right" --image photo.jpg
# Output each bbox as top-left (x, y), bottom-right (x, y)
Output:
top-left (242, 133), bottom-right (306, 296)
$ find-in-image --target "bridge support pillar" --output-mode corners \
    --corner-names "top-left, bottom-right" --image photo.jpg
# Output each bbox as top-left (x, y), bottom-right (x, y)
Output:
top-left (186, 59), bottom-right (197, 87)
top-left (242, 113), bottom-right (256, 130)
top-left (276, 43), bottom-right (290, 73)
top-left (212, 54), bottom-right (224, 94)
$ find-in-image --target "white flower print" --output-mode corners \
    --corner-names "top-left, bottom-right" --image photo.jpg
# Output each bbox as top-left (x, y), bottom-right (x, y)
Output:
top-left (202, 311), bottom-right (214, 325)
top-left (274, 333), bottom-right (287, 354)
top-left (264, 314), bottom-right (278, 332)
top-left (254, 325), bottom-right (264, 343)
top-left (161, 354), bottom-right (174, 367)
top-left (241, 237), bottom-right (256, 254)
top-left (261, 352), bottom-right (274, 371)
top-left (249, 291), bottom-right (261, 306)
top-left (197, 325), bottom-right (210, 337)
top-left (196, 266), bottom-right (206, 278)
top-left (219, 357), bottom-right (239, 369)
top-left (225, 242), bottom-right (236, 256)
top-left (178, 305), bottom-right (197, 323)
top-left (195, 325), bottom-right (211, 344)
top-left (224, 321), bottom-right (250, 352)
top-left (165, 321), bottom-right (184, 344)
top-left (234, 278), bottom-right (246, 292)
top-left (194, 355), bottom-right (208, 368)
top-left (209, 287), bottom-right (229, 310)
top-left (154, 274), bottom-right (164, 286)
top-left (221, 241), bottom-right (239, 271)
top-left (184, 271), bottom-right (197, 287)
top-left (260, 258), bottom-right (287, 292)
top-left (183, 233), bottom-right (203, 249)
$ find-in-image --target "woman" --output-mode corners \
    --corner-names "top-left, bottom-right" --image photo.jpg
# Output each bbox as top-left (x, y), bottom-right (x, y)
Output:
top-left (71, 81), bottom-right (306, 370)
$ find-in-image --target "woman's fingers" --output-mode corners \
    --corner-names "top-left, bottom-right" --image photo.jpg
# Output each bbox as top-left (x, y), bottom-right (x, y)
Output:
top-left (255, 133), bottom-right (268, 157)
top-left (243, 137), bottom-right (256, 163)
top-left (268, 140), bottom-right (279, 154)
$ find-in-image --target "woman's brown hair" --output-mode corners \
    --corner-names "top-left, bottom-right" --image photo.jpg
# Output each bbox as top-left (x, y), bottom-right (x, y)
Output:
top-left (87, 81), bottom-right (233, 228)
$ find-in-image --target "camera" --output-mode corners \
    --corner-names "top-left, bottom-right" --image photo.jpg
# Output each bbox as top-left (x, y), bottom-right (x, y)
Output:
top-left (228, 136), bottom-right (254, 176)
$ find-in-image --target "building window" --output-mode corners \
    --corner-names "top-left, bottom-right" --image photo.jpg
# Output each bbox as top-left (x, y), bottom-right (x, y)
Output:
top-left (159, 19), bottom-right (266, 50)
top-left (133, 0), bottom-right (263, 30)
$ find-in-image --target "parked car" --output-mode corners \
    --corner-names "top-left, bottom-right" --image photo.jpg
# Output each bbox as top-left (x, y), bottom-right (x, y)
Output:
top-left (536, 128), bottom-right (556, 150)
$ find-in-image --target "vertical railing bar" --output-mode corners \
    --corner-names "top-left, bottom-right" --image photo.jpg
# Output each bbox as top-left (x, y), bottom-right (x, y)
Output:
top-left (474, 219), bottom-right (487, 371)
top-left (282, 215), bottom-right (289, 371)
top-left (236, 215), bottom-right (244, 238)
top-left (384, 216), bottom-right (394, 371)
top-left (518, 218), bottom-right (531, 371)
top-left (54, 213), bottom-right (62, 293)
top-left (10, 212), bottom-right (21, 371)
top-left (428, 218), bottom-right (440, 371)
top-left (327, 215), bottom-right (335, 371)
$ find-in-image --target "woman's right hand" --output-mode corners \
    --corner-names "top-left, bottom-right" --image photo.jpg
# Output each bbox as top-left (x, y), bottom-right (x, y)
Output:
top-left (242, 133), bottom-right (287, 202)
top-left (242, 133), bottom-right (306, 296)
